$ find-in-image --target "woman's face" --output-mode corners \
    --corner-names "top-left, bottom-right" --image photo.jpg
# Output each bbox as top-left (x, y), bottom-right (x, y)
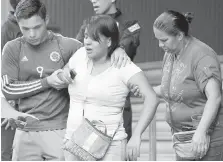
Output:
top-left (153, 27), bottom-right (181, 54)
top-left (84, 29), bottom-right (110, 60)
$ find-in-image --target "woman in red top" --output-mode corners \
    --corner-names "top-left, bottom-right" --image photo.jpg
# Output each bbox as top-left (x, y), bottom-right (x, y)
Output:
top-left (153, 10), bottom-right (222, 160)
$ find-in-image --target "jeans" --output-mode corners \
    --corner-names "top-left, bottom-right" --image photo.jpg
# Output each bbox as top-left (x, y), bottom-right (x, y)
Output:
top-left (123, 106), bottom-right (132, 141)
top-left (12, 129), bottom-right (66, 161)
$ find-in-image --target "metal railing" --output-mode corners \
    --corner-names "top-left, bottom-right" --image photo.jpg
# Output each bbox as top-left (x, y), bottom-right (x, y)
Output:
top-left (149, 115), bottom-right (157, 161)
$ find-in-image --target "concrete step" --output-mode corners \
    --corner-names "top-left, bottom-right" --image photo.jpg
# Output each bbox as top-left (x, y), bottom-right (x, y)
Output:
top-left (131, 99), bottom-right (166, 112)
top-left (130, 96), bottom-right (166, 104)
top-left (131, 101), bottom-right (167, 123)
top-left (138, 140), bottom-right (174, 155)
top-left (138, 153), bottom-right (176, 161)
top-left (132, 122), bottom-right (172, 141)
top-left (132, 110), bottom-right (166, 122)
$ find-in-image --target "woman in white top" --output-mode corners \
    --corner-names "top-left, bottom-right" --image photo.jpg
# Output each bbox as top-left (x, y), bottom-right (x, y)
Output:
top-left (58, 15), bottom-right (159, 161)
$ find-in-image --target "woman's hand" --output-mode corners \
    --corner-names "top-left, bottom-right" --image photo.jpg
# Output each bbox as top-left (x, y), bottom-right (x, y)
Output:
top-left (111, 47), bottom-right (131, 68)
top-left (126, 133), bottom-right (141, 161)
top-left (192, 130), bottom-right (210, 159)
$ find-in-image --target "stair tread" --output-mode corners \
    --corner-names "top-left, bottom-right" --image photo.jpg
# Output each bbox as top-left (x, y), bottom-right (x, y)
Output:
top-left (138, 141), bottom-right (174, 154)
top-left (138, 154), bottom-right (176, 161)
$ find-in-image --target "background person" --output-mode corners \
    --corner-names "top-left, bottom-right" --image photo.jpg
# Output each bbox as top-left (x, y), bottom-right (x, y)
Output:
top-left (1, 0), bottom-right (22, 50)
top-left (153, 10), bottom-right (222, 160)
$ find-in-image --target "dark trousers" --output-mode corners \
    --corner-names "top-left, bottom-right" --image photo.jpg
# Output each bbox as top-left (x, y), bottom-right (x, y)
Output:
top-left (123, 106), bottom-right (132, 141)
top-left (1, 118), bottom-right (15, 161)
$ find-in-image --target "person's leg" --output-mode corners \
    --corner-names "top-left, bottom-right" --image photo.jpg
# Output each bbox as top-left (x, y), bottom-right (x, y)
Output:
top-left (1, 118), bottom-right (16, 161)
top-left (40, 129), bottom-right (66, 161)
top-left (123, 96), bottom-right (132, 141)
top-left (12, 130), bottom-right (42, 161)
top-left (102, 139), bottom-right (127, 161)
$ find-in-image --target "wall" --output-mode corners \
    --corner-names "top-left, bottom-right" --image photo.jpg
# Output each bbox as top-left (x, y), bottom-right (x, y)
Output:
top-left (2, 0), bottom-right (223, 62)
top-left (1, 0), bottom-right (12, 24)
top-left (43, 0), bottom-right (223, 63)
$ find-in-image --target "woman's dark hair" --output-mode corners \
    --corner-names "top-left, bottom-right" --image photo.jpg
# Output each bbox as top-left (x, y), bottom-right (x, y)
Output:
top-left (15, 0), bottom-right (47, 21)
top-left (153, 10), bottom-right (194, 36)
top-left (85, 15), bottom-right (119, 58)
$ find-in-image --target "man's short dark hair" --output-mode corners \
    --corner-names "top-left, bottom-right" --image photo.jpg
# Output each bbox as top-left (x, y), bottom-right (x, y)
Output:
top-left (15, 0), bottom-right (47, 21)
top-left (85, 15), bottom-right (119, 58)
top-left (9, 0), bottom-right (21, 10)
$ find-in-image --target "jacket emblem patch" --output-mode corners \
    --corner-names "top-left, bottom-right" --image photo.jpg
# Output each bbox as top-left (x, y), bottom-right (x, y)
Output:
top-left (128, 23), bottom-right (140, 32)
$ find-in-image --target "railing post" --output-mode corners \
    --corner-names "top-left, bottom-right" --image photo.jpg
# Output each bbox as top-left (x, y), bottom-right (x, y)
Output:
top-left (149, 115), bottom-right (156, 161)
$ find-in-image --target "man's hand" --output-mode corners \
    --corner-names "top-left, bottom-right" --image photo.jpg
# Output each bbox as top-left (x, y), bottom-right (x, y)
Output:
top-left (1, 113), bottom-right (39, 130)
top-left (1, 118), bottom-right (12, 130)
top-left (47, 69), bottom-right (69, 90)
top-left (57, 68), bottom-right (73, 84)
top-left (111, 47), bottom-right (131, 68)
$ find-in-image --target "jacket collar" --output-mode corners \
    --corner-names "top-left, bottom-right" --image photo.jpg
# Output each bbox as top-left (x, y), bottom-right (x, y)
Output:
top-left (108, 8), bottom-right (122, 19)
top-left (8, 11), bottom-right (18, 24)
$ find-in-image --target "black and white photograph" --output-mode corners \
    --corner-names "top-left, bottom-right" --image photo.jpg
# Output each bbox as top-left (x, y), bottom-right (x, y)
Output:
top-left (1, 0), bottom-right (223, 161)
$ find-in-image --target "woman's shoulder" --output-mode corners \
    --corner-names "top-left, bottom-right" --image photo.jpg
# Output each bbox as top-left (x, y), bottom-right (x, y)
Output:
top-left (190, 37), bottom-right (218, 65)
top-left (70, 47), bottom-right (87, 59)
top-left (113, 61), bottom-right (142, 82)
top-left (115, 61), bottom-right (141, 72)
top-left (69, 47), bottom-right (87, 68)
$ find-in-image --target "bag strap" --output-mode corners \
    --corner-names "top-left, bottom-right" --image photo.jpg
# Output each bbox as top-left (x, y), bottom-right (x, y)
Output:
top-left (111, 107), bottom-right (125, 138)
top-left (83, 105), bottom-right (125, 139)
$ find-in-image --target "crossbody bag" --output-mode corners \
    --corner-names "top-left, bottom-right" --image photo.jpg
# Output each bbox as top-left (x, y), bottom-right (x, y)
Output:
top-left (63, 105), bottom-right (124, 161)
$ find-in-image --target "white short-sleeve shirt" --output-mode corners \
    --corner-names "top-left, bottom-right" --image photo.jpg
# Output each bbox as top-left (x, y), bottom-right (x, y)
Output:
top-left (65, 47), bottom-right (142, 140)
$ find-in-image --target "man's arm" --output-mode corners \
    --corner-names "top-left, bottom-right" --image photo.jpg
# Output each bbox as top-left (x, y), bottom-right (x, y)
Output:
top-left (2, 77), bottom-right (51, 100)
top-left (119, 20), bottom-right (141, 61)
top-left (1, 42), bottom-right (52, 100)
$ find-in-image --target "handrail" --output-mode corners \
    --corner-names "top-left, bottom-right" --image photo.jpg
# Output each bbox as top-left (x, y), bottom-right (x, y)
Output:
top-left (149, 115), bottom-right (157, 161)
